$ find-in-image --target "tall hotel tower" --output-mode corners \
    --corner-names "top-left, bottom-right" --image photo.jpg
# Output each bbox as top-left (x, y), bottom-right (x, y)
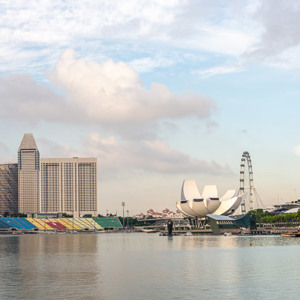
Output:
top-left (18, 134), bottom-right (40, 213)
top-left (0, 163), bottom-right (18, 215)
top-left (41, 157), bottom-right (97, 217)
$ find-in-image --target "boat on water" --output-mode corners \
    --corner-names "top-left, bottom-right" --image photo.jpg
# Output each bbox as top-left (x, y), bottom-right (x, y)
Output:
top-left (12, 231), bottom-right (24, 235)
top-left (142, 229), bottom-right (158, 233)
top-left (223, 232), bottom-right (232, 236)
top-left (281, 231), bottom-right (300, 237)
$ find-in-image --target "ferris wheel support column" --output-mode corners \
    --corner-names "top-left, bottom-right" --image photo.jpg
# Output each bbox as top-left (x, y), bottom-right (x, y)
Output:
top-left (240, 156), bottom-right (246, 213)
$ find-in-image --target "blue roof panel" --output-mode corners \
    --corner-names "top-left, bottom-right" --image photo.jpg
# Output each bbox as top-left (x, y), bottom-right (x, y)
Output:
top-left (206, 214), bottom-right (235, 221)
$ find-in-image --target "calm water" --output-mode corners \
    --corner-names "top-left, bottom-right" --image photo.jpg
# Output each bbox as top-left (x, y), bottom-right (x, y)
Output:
top-left (0, 233), bottom-right (300, 299)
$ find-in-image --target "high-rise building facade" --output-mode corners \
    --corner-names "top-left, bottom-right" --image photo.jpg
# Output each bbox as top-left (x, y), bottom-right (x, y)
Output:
top-left (18, 134), bottom-right (40, 213)
top-left (41, 157), bottom-right (97, 217)
top-left (0, 163), bottom-right (18, 215)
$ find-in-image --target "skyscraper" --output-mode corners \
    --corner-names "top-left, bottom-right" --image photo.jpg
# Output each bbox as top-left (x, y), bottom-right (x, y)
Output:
top-left (18, 134), bottom-right (40, 214)
top-left (41, 157), bottom-right (97, 217)
top-left (0, 163), bottom-right (18, 216)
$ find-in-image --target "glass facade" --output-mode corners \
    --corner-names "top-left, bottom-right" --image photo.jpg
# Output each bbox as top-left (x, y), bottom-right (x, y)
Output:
top-left (0, 164), bottom-right (18, 215)
top-left (18, 134), bottom-right (40, 214)
top-left (41, 158), bottom-right (97, 217)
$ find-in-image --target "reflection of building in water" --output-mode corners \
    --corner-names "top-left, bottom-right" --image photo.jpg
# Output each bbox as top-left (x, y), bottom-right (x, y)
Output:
top-left (0, 237), bottom-right (24, 299)
top-left (0, 163), bottom-right (18, 215)
top-left (41, 158), bottom-right (97, 217)
top-left (178, 235), bottom-right (240, 249)
top-left (16, 235), bottom-right (99, 298)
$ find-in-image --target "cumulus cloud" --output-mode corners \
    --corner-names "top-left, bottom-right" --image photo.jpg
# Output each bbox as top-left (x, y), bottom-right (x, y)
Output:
top-left (245, 1), bottom-right (300, 68)
top-left (81, 133), bottom-right (232, 175)
top-left (0, 49), bottom-right (215, 129)
top-left (49, 49), bottom-right (215, 124)
top-left (34, 132), bottom-right (233, 177)
top-left (0, 50), bottom-right (222, 177)
top-left (253, 1), bottom-right (300, 54)
top-left (37, 138), bottom-right (79, 158)
top-left (0, 74), bottom-right (67, 123)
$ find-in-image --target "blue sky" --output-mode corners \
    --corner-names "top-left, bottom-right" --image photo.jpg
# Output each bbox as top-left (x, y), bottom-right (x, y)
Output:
top-left (1, 0), bottom-right (300, 214)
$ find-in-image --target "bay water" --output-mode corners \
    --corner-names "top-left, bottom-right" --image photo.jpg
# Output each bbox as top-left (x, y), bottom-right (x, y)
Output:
top-left (0, 233), bottom-right (300, 299)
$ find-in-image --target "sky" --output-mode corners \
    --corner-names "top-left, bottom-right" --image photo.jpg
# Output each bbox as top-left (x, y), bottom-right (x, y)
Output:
top-left (1, 0), bottom-right (300, 215)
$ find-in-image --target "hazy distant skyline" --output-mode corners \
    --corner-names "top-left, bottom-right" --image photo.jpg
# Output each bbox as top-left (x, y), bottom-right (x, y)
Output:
top-left (1, 1), bottom-right (300, 214)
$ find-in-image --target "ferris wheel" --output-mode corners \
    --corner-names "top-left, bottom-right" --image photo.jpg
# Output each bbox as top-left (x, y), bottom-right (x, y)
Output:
top-left (239, 151), bottom-right (254, 213)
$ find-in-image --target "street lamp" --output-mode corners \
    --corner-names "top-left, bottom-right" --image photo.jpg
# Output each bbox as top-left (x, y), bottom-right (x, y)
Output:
top-left (121, 202), bottom-right (125, 228)
top-left (127, 210), bottom-right (129, 228)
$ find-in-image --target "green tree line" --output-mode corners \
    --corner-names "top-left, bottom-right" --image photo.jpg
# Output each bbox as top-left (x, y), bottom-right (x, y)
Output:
top-left (248, 208), bottom-right (300, 224)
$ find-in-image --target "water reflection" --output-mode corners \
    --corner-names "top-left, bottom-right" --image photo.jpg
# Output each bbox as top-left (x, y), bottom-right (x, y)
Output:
top-left (1, 233), bottom-right (300, 299)
top-left (0, 234), bottom-right (101, 300)
top-left (175, 234), bottom-right (300, 249)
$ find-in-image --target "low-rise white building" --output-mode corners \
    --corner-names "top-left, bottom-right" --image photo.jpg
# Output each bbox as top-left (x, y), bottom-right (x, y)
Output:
top-left (176, 180), bottom-right (246, 218)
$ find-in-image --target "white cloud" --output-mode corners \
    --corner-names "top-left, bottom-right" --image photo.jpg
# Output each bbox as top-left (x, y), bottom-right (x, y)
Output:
top-left (0, 74), bottom-right (68, 123)
top-left (128, 56), bottom-right (175, 73)
top-left (293, 145), bottom-right (300, 157)
top-left (245, 1), bottom-right (300, 68)
top-left (49, 50), bottom-right (214, 124)
top-left (37, 138), bottom-right (78, 158)
top-left (0, 49), bottom-right (215, 127)
top-left (80, 133), bottom-right (232, 175)
top-left (36, 132), bottom-right (233, 177)
top-left (193, 64), bottom-right (243, 78)
top-left (0, 1), bottom-right (262, 74)
top-left (0, 142), bottom-right (9, 153)
top-left (260, 45), bottom-right (300, 70)
top-left (3, 0), bottom-right (300, 73)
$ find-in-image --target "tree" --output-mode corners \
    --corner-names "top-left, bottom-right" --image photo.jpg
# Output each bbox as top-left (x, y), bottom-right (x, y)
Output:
top-left (247, 209), bottom-right (269, 224)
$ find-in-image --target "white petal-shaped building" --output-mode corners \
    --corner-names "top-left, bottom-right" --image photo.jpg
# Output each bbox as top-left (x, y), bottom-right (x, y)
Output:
top-left (177, 180), bottom-right (245, 218)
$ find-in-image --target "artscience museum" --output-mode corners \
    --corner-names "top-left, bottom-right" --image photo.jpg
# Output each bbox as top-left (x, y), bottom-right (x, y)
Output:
top-left (176, 180), bottom-right (246, 218)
